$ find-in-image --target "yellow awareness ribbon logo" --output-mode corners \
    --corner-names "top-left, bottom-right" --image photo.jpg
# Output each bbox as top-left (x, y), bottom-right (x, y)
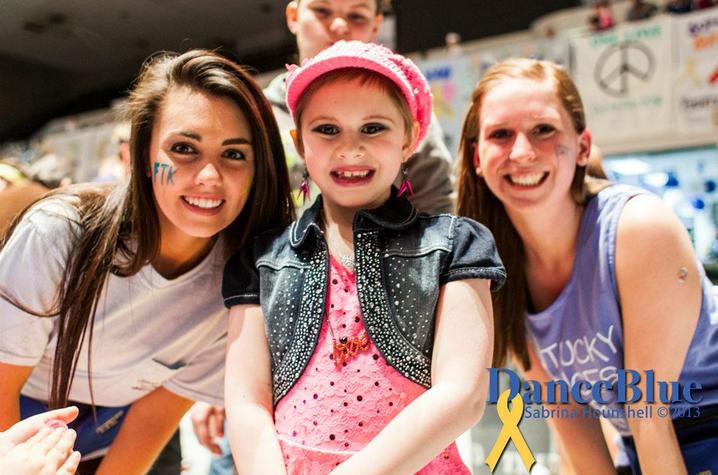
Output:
top-left (485, 389), bottom-right (536, 473)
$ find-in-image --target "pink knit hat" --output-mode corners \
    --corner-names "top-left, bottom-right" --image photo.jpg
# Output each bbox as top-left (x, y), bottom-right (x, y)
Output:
top-left (285, 40), bottom-right (433, 149)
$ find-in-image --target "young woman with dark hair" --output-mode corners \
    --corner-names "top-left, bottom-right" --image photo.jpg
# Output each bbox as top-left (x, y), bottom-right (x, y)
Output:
top-left (0, 49), bottom-right (293, 474)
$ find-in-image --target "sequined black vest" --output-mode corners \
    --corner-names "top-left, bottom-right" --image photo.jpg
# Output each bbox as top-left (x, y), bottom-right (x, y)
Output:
top-left (223, 190), bottom-right (506, 405)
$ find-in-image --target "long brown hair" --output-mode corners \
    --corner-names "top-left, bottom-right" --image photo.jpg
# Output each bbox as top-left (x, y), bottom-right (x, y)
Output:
top-left (1, 50), bottom-right (294, 408)
top-left (456, 58), bottom-right (607, 370)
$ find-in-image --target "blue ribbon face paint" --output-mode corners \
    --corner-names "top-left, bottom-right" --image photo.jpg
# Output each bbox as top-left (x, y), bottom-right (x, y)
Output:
top-left (153, 162), bottom-right (176, 185)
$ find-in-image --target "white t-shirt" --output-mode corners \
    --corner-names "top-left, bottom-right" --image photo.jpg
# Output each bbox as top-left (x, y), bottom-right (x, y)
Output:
top-left (0, 197), bottom-right (228, 407)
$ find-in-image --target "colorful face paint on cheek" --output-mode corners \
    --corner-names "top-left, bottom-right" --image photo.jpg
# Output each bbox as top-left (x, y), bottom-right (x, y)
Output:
top-left (153, 161), bottom-right (177, 185)
top-left (166, 165), bottom-right (176, 185)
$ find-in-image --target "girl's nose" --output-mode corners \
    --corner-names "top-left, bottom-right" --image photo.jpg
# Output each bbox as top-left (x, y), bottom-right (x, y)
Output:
top-left (196, 162), bottom-right (221, 184)
top-left (337, 135), bottom-right (364, 160)
top-left (509, 133), bottom-right (536, 162)
top-left (338, 148), bottom-right (364, 160)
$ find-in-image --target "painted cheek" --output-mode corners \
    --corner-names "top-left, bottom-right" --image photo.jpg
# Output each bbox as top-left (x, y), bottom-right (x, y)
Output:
top-left (152, 161), bottom-right (177, 186)
top-left (553, 145), bottom-right (572, 164)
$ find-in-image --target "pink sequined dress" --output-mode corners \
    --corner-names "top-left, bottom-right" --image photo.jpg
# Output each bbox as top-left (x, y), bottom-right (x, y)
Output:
top-left (274, 256), bottom-right (469, 474)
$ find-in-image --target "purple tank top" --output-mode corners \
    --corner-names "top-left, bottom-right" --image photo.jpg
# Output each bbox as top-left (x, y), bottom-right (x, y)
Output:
top-left (526, 184), bottom-right (718, 435)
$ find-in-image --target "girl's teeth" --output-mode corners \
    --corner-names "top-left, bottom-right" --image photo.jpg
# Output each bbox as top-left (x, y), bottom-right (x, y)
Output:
top-left (337, 170), bottom-right (370, 178)
top-left (510, 173), bottom-right (544, 186)
top-left (185, 197), bottom-right (223, 209)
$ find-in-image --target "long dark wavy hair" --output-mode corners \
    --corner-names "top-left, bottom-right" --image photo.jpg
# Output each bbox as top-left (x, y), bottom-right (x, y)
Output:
top-left (455, 58), bottom-right (608, 371)
top-left (0, 49), bottom-right (294, 408)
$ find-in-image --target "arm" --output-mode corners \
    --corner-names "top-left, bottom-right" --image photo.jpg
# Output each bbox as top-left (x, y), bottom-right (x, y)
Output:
top-left (332, 278), bottom-right (492, 475)
top-left (0, 362), bottom-right (34, 431)
top-left (95, 387), bottom-right (193, 475)
top-left (615, 194), bottom-right (698, 474)
top-left (224, 304), bottom-right (286, 474)
top-left (520, 348), bottom-right (615, 474)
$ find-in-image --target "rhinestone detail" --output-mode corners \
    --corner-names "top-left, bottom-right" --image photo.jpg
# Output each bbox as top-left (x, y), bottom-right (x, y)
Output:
top-left (273, 236), bottom-right (328, 404)
top-left (355, 230), bottom-right (431, 388)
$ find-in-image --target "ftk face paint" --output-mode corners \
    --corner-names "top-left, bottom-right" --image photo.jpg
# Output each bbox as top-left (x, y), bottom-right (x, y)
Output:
top-left (153, 162), bottom-right (176, 185)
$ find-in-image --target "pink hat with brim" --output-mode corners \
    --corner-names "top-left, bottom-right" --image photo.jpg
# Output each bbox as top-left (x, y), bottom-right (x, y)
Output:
top-left (285, 40), bottom-right (433, 150)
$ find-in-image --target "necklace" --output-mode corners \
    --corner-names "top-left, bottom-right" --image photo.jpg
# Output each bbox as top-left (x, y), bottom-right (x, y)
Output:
top-left (327, 323), bottom-right (369, 368)
top-left (326, 259), bottom-right (368, 368)
top-left (339, 254), bottom-right (355, 273)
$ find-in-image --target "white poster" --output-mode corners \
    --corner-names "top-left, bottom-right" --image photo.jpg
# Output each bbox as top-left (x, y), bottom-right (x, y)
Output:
top-left (674, 9), bottom-right (718, 135)
top-left (572, 18), bottom-right (673, 144)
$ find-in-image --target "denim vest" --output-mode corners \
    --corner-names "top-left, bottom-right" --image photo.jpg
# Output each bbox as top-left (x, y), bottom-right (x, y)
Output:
top-left (223, 190), bottom-right (505, 405)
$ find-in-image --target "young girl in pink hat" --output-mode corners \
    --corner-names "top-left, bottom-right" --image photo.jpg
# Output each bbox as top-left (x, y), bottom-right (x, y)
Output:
top-left (222, 40), bottom-right (506, 474)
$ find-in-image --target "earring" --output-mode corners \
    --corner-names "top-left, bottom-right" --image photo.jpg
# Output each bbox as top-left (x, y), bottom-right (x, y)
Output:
top-left (397, 162), bottom-right (414, 198)
top-left (298, 167), bottom-right (311, 203)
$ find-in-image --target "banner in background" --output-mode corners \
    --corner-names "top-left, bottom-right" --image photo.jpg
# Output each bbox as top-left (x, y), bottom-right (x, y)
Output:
top-left (470, 37), bottom-right (571, 80)
top-left (674, 9), bottom-right (718, 136)
top-left (415, 55), bottom-right (474, 155)
top-left (572, 18), bottom-right (673, 144)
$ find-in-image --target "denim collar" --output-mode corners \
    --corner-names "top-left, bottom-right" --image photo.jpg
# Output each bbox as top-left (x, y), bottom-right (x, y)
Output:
top-left (289, 187), bottom-right (418, 249)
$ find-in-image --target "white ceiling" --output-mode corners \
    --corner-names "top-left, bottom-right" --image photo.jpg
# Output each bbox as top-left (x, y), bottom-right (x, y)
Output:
top-left (0, 0), bottom-right (292, 73)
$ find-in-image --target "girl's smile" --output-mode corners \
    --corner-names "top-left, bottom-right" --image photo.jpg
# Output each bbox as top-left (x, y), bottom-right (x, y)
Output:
top-left (330, 166), bottom-right (376, 185)
top-left (180, 194), bottom-right (226, 214)
top-left (505, 171), bottom-right (548, 188)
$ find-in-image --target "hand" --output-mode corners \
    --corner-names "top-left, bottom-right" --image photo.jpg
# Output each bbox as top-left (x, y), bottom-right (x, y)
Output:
top-left (0, 406), bottom-right (79, 457)
top-left (0, 426), bottom-right (81, 475)
top-left (190, 402), bottom-right (225, 455)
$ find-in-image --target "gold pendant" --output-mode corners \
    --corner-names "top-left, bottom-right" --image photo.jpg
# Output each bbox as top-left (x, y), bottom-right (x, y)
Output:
top-left (332, 330), bottom-right (370, 368)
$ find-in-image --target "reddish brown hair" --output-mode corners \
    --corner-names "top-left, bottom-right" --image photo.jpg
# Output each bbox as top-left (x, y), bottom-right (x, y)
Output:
top-left (456, 58), bottom-right (607, 370)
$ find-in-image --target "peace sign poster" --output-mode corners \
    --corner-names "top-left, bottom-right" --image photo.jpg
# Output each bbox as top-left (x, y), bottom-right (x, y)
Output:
top-left (571, 17), bottom-right (672, 145)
